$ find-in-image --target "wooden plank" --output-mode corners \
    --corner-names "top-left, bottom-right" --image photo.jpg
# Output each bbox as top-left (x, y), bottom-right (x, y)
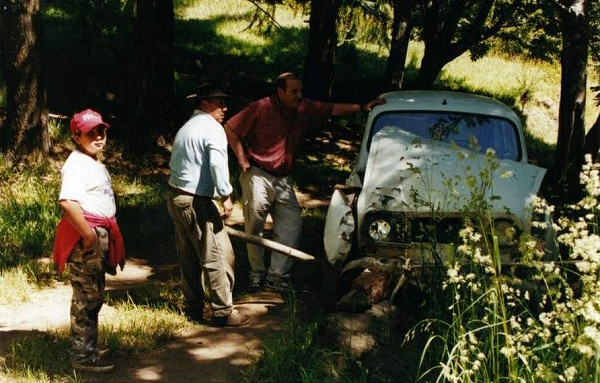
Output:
top-left (225, 226), bottom-right (315, 262)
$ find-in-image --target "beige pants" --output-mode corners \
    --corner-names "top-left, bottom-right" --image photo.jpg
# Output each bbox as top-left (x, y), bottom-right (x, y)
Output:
top-left (240, 166), bottom-right (302, 284)
top-left (166, 191), bottom-right (235, 318)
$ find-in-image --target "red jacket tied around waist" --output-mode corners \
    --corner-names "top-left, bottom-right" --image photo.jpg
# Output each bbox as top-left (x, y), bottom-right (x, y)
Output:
top-left (53, 212), bottom-right (126, 275)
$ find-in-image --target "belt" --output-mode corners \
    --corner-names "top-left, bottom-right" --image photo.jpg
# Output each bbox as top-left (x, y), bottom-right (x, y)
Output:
top-left (250, 160), bottom-right (288, 177)
top-left (169, 185), bottom-right (211, 199)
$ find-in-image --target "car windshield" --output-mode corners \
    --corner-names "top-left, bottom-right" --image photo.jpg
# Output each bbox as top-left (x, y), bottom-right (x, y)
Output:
top-left (370, 112), bottom-right (521, 161)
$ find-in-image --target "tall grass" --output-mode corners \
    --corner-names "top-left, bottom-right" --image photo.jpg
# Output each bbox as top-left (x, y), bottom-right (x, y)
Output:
top-left (405, 153), bottom-right (600, 383)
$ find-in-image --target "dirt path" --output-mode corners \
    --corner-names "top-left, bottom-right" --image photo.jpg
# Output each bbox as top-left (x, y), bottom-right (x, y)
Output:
top-left (0, 258), bottom-right (296, 382)
top-left (0, 197), bottom-right (330, 382)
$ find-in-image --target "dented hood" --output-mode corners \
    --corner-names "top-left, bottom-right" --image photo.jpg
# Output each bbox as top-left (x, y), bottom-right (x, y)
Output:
top-left (356, 126), bottom-right (546, 230)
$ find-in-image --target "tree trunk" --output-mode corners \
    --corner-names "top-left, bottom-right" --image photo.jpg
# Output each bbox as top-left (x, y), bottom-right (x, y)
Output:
top-left (303, 0), bottom-right (341, 101)
top-left (70, 0), bottom-right (104, 108)
top-left (0, 0), bottom-right (50, 162)
top-left (548, 0), bottom-right (589, 203)
top-left (414, 48), bottom-right (447, 89)
top-left (583, 113), bottom-right (599, 160)
top-left (126, 0), bottom-right (174, 152)
top-left (413, 0), bottom-right (518, 89)
top-left (382, 0), bottom-right (416, 91)
top-left (414, 0), bottom-right (466, 88)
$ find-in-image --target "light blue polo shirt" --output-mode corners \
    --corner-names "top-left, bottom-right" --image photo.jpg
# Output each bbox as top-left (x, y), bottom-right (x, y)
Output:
top-left (168, 110), bottom-right (233, 198)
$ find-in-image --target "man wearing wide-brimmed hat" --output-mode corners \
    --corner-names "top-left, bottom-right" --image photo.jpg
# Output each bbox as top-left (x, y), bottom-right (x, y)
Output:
top-left (167, 81), bottom-right (250, 327)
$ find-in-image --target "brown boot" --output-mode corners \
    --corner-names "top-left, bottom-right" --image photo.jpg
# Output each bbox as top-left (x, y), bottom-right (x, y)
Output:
top-left (213, 309), bottom-right (250, 327)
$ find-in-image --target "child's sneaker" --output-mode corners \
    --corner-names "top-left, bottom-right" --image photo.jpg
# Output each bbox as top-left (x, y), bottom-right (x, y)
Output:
top-left (72, 358), bottom-right (115, 373)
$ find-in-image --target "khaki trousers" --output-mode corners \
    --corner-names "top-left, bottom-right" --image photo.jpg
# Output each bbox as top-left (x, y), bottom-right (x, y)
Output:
top-left (166, 191), bottom-right (235, 318)
top-left (240, 166), bottom-right (302, 283)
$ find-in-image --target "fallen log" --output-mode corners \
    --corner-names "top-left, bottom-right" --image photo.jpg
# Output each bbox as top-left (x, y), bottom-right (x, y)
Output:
top-left (225, 226), bottom-right (315, 262)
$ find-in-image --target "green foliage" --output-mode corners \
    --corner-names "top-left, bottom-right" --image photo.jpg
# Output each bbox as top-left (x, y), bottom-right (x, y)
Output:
top-left (0, 84), bottom-right (6, 107)
top-left (243, 291), bottom-right (379, 383)
top-left (338, 0), bottom-right (390, 50)
top-left (491, 3), bottom-right (562, 62)
top-left (41, 1), bottom-right (133, 114)
top-left (404, 154), bottom-right (600, 383)
top-left (0, 156), bottom-right (61, 269)
top-left (112, 178), bottom-right (175, 257)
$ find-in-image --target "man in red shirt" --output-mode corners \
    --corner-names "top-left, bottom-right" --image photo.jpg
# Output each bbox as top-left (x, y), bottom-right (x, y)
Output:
top-left (225, 72), bottom-right (384, 292)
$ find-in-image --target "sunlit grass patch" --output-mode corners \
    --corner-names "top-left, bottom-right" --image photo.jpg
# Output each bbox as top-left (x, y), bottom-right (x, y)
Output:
top-left (218, 20), bottom-right (271, 46)
top-left (101, 299), bottom-right (191, 352)
top-left (442, 53), bottom-right (556, 100)
top-left (179, 0), bottom-right (306, 29)
top-left (178, 0), bottom-right (254, 20)
top-left (105, 279), bottom-right (185, 313)
top-left (0, 267), bottom-right (38, 305)
top-left (176, 0), bottom-right (308, 69)
top-left (112, 178), bottom-right (165, 206)
top-left (0, 299), bottom-right (192, 382)
top-left (1, 331), bottom-right (76, 382)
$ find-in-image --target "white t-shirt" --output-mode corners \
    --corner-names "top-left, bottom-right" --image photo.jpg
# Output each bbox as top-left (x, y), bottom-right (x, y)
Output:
top-left (59, 150), bottom-right (116, 218)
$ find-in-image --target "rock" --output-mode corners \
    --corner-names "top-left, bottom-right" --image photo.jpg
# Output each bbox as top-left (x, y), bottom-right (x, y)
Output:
top-left (324, 302), bottom-right (400, 359)
top-left (351, 270), bottom-right (391, 304)
top-left (336, 289), bottom-right (372, 313)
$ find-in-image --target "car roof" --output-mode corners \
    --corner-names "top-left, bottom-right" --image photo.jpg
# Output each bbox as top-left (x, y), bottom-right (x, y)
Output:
top-left (376, 90), bottom-right (521, 126)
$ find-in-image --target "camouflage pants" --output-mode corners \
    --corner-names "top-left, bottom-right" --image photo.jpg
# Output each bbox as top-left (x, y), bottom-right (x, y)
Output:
top-left (68, 226), bottom-right (109, 363)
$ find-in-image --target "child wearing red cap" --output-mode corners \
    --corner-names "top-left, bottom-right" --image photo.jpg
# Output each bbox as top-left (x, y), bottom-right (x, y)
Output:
top-left (52, 108), bottom-right (125, 373)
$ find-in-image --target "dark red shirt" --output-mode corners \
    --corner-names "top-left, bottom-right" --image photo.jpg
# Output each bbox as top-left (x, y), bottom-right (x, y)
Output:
top-left (226, 95), bottom-right (334, 174)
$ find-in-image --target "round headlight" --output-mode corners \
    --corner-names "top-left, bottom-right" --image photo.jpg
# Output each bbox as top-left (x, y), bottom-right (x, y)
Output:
top-left (494, 220), bottom-right (517, 246)
top-left (368, 219), bottom-right (391, 241)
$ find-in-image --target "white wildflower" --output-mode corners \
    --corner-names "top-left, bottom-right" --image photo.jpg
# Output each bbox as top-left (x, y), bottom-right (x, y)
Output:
top-left (563, 366), bottom-right (577, 382)
top-left (500, 346), bottom-right (516, 358)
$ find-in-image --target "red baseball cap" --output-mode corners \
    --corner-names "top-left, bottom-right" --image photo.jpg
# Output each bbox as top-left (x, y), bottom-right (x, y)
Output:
top-left (70, 109), bottom-right (110, 134)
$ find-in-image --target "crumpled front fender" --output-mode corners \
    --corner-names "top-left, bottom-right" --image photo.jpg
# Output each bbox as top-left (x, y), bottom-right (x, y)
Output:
top-left (323, 189), bottom-right (355, 265)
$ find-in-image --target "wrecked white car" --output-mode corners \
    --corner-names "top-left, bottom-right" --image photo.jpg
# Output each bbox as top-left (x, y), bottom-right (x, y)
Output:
top-left (324, 90), bottom-right (550, 272)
